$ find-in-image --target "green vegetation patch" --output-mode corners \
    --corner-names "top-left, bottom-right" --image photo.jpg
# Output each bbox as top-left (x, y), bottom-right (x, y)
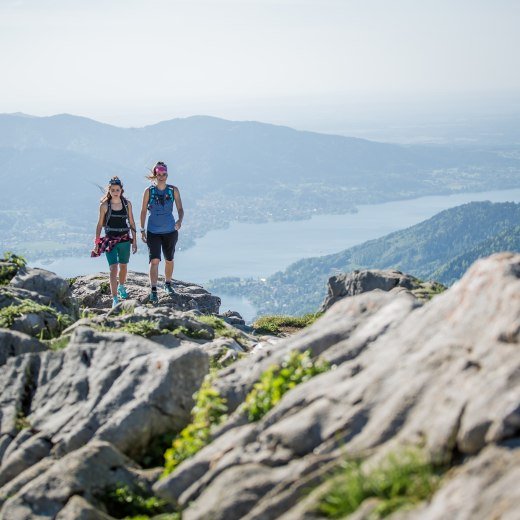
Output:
top-left (196, 315), bottom-right (240, 341)
top-left (243, 350), bottom-right (330, 422)
top-left (15, 411), bottom-right (31, 431)
top-left (163, 376), bottom-right (228, 476)
top-left (317, 449), bottom-right (442, 519)
top-left (0, 300), bottom-right (73, 339)
top-left (119, 321), bottom-right (168, 338)
top-left (45, 335), bottom-right (71, 351)
top-left (99, 281), bottom-right (111, 295)
top-left (0, 251), bottom-right (27, 285)
top-left (253, 312), bottom-right (322, 335)
top-left (98, 484), bottom-right (177, 519)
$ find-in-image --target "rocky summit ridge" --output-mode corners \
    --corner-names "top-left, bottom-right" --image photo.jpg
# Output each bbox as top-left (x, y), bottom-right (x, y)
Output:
top-left (0, 252), bottom-right (519, 519)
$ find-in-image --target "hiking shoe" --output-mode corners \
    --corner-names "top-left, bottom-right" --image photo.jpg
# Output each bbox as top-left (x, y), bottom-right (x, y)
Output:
top-left (149, 291), bottom-right (159, 304)
top-left (111, 296), bottom-right (119, 309)
top-left (164, 283), bottom-right (175, 296)
top-left (117, 284), bottom-right (128, 299)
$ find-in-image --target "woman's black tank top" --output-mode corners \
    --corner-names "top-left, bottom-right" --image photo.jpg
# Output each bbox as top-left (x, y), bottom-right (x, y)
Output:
top-left (105, 204), bottom-right (129, 238)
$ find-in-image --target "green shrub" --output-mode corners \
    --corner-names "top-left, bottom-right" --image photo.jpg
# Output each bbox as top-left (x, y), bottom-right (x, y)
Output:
top-left (163, 376), bottom-right (228, 476)
top-left (253, 313), bottom-right (322, 335)
top-left (243, 350), bottom-right (330, 422)
top-left (98, 484), bottom-right (174, 518)
top-left (0, 300), bottom-right (73, 339)
top-left (99, 281), bottom-right (110, 294)
top-left (317, 449), bottom-right (442, 518)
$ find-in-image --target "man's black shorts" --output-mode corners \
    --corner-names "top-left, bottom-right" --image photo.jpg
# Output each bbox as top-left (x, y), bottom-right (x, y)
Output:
top-left (147, 230), bottom-right (179, 262)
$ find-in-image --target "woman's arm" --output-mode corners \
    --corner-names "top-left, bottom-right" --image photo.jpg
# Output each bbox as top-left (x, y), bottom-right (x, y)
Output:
top-left (94, 203), bottom-right (108, 252)
top-left (174, 187), bottom-right (184, 230)
top-left (140, 188), bottom-right (150, 243)
top-left (127, 201), bottom-right (138, 254)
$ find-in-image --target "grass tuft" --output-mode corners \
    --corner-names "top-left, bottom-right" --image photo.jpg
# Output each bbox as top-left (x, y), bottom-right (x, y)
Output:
top-left (317, 449), bottom-right (442, 518)
top-left (253, 313), bottom-right (322, 335)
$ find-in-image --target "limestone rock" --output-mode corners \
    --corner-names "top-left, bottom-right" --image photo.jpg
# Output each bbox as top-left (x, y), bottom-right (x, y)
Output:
top-left (0, 326), bottom-right (208, 487)
top-left (9, 267), bottom-right (76, 314)
top-left (320, 268), bottom-right (445, 311)
top-left (155, 253), bottom-right (520, 519)
top-left (72, 271), bottom-right (221, 313)
top-left (1, 441), bottom-right (150, 519)
top-left (0, 329), bottom-right (47, 366)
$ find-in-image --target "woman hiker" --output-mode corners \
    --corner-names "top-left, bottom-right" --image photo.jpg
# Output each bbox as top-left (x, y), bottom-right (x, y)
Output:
top-left (92, 176), bottom-right (138, 308)
top-left (140, 161), bottom-right (184, 303)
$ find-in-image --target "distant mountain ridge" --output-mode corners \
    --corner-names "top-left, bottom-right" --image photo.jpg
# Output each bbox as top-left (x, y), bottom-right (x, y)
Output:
top-left (0, 112), bottom-right (519, 258)
top-left (207, 201), bottom-right (520, 316)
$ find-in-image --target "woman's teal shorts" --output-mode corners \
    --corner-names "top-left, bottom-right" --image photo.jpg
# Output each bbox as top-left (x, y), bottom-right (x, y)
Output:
top-left (105, 241), bottom-right (131, 266)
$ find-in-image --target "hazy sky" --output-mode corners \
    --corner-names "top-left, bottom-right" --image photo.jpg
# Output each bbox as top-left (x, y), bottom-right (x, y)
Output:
top-left (0, 0), bottom-right (519, 128)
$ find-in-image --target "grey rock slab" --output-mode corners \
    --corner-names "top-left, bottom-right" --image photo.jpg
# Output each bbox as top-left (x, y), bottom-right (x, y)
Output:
top-left (0, 456), bottom-right (54, 508)
top-left (157, 253), bottom-right (520, 519)
top-left (56, 495), bottom-right (112, 520)
top-left (0, 326), bottom-right (208, 487)
top-left (0, 440), bottom-right (145, 520)
top-left (71, 271), bottom-right (221, 313)
top-left (214, 290), bottom-right (420, 412)
top-left (10, 267), bottom-right (75, 311)
top-left (183, 462), bottom-right (298, 520)
top-left (0, 329), bottom-right (47, 366)
top-left (320, 268), bottom-right (444, 311)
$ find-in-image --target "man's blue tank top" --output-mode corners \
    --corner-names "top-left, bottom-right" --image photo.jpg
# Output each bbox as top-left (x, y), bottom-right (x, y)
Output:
top-left (147, 186), bottom-right (176, 234)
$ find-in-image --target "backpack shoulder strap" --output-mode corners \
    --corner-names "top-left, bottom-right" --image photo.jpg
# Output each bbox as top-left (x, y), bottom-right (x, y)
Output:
top-left (105, 199), bottom-right (112, 226)
top-left (147, 185), bottom-right (156, 209)
top-left (167, 184), bottom-right (175, 201)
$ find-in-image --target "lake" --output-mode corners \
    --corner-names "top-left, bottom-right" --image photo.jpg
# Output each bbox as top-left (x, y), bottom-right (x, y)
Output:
top-left (34, 188), bottom-right (520, 321)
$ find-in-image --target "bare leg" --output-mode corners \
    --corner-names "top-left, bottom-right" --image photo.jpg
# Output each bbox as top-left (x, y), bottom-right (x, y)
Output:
top-left (150, 259), bottom-right (160, 287)
top-left (119, 263), bottom-right (128, 285)
top-left (165, 259), bottom-right (174, 283)
top-left (109, 264), bottom-right (118, 296)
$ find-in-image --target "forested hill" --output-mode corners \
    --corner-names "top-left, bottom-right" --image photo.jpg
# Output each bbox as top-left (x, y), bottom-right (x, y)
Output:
top-left (208, 201), bottom-right (520, 316)
top-left (431, 224), bottom-right (520, 285)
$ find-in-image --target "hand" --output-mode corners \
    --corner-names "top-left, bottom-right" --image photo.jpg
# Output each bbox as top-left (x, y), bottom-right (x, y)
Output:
top-left (132, 242), bottom-right (137, 254)
top-left (175, 221), bottom-right (182, 231)
top-left (141, 231), bottom-right (147, 243)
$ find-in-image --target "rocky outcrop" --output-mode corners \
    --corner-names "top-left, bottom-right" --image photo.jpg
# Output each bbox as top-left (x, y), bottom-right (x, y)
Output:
top-left (71, 271), bottom-right (221, 314)
top-left (0, 329), bottom-right (47, 366)
top-left (1, 441), bottom-right (155, 519)
top-left (0, 327), bottom-right (208, 488)
top-left (0, 266), bottom-right (78, 338)
top-left (1, 254), bottom-right (519, 519)
top-left (154, 253), bottom-right (520, 519)
top-left (320, 268), bottom-right (445, 311)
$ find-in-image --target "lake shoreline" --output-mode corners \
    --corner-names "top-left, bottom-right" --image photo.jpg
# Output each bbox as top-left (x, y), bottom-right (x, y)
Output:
top-left (31, 188), bottom-right (520, 321)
